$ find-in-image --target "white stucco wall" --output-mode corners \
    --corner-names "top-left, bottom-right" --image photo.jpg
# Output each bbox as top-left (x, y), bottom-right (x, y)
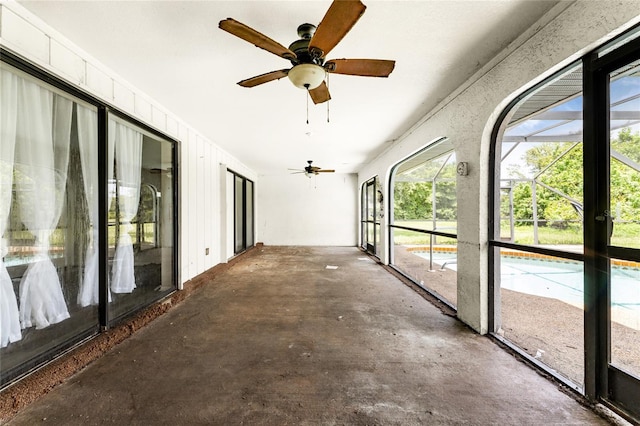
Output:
top-left (359, 1), bottom-right (640, 333)
top-left (257, 173), bottom-right (358, 246)
top-left (0, 1), bottom-right (258, 286)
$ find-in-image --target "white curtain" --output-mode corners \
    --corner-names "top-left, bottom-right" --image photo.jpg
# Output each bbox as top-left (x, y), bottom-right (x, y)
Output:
top-left (0, 69), bottom-right (21, 347)
top-left (110, 122), bottom-right (143, 294)
top-left (77, 106), bottom-right (112, 306)
top-left (15, 79), bottom-right (72, 329)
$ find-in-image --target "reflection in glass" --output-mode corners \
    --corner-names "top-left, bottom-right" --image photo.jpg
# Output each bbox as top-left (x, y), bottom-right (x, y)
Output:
top-left (107, 116), bottom-right (175, 322)
top-left (1, 65), bottom-right (99, 384)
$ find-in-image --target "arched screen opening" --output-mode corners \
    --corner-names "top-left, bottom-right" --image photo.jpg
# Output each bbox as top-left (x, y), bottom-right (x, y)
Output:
top-left (389, 138), bottom-right (457, 309)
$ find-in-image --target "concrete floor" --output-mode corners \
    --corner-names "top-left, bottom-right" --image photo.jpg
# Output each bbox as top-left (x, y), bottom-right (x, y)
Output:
top-left (7, 246), bottom-right (611, 425)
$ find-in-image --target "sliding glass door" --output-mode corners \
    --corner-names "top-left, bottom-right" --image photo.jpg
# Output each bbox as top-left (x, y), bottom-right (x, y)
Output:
top-left (229, 171), bottom-right (254, 255)
top-left (0, 58), bottom-right (178, 387)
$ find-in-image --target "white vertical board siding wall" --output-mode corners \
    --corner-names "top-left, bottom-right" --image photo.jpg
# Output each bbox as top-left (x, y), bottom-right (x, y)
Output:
top-left (226, 171), bottom-right (235, 259)
top-left (0, 1), bottom-right (258, 287)
top-left (203, 142), bottom-right (214, 270)
top-left (258, 173), bottom-right (358, 246)
top-left (195, 137), bottom-right (206, 275)
top-left (358, 1), bottom-right (640, 334)
top-left (186, 130), bottom-right (199, 280)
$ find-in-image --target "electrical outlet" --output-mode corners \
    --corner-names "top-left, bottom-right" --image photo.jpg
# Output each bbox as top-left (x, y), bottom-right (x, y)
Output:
top-left (205, 248), bottom-right (209, 255)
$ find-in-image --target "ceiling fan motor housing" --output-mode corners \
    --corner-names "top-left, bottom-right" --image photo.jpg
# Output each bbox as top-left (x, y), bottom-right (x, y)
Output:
top-left (287, 23), bottom-right (326, 90)
top-left (288, 23), bottom-right (324, 66)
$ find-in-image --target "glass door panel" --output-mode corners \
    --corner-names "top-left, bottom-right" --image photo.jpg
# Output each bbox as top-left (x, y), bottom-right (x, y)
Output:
top-left (107, 116), bottom-right (176, 322)
top-left (246, 180), bottom-right (254, 247)
top-left (234, 175), bottom-right (244, 253)
top-left (607, 58), bottom-right (640, 415)
top-left (609, 59), bottom-right (640, 249)
top-left (360, 183), bottom-right (367, 249)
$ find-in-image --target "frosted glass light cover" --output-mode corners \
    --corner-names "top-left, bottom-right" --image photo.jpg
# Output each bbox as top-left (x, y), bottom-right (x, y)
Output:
top-left (288, 64), bottom-right (325, 89)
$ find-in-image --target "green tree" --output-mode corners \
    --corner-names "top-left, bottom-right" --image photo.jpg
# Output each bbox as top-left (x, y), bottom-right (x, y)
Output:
top-left (393, 181), bottom-right (432, 220)
top-left (393, 154), bottom-right (457, 221)
top-left (612, 127), bottom-right (640, 163)
top-left (510, 142), bottom-right (582, 223)
top-left (509, 127), bottom-right (640, 224)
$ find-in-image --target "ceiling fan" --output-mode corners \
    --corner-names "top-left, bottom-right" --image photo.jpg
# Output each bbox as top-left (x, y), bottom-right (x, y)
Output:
top-left (219, 0), bottom-right (395, 104)
top-left (290, 160), bottom-right (335, 178)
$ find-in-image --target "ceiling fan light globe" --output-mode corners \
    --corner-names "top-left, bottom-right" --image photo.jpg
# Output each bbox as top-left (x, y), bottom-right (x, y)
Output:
top-left (288, 64), bottom-right (325, 90)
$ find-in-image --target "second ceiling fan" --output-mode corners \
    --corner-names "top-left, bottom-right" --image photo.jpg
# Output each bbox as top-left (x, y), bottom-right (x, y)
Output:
top-left (219, 0), bottom-right (395, 104)
top-left (290, 161), bottom-right (335, 178)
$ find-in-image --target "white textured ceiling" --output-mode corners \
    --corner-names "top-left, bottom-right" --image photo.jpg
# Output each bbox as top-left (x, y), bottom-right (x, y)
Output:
top-left (18, 0), bottom-right (560, 175)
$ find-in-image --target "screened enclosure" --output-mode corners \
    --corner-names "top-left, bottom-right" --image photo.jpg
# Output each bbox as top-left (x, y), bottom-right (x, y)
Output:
top-left (389, 138), bottom-right (458, 307)
top-left (491, 30), bottom-right (640, 418)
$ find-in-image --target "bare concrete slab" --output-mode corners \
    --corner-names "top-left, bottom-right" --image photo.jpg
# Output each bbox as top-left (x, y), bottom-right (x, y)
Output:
top-left (6, 246), bottom-right (609, 425)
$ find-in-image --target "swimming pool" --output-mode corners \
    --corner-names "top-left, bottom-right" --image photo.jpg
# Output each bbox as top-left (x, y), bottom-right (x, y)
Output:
top-left (413, 251), bottom-right (640, 329)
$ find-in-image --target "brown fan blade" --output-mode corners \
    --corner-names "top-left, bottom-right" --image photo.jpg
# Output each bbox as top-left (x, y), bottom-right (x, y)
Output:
top-left (309, 81), bottom-right (331, 104)
top-left (325, 59), bottom-right (395, 77)
top-left (316, 169), bottom-right (335, 173)
top-left (238, 69), bottom-right (290, 88)
top-left (219, 18), bottom-right (296, 60)
top-left (309, 0), bottom-right (366, 58)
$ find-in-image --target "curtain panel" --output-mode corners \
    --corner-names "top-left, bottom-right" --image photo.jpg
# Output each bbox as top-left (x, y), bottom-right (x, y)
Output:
top-left (0, 69), bottom-right (21, 347)
top-left (110, 121), bottom-right (143, 294)
top-left (15, 79), bottom-right (72, 330)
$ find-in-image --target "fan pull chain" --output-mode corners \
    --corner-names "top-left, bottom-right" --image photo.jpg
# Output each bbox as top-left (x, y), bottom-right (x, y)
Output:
top-left (326, 74), bottom-right (330, 123)
top-left (305, 84), bottom-right (310, 125)
top-left (327, 100), bottom-right (330, 123)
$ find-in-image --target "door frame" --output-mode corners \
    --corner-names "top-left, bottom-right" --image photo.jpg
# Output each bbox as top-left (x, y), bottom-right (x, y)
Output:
top-left (584, 37), bottom-right (640, 419)
top-left (361, 176), bottom-right (380, 256)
